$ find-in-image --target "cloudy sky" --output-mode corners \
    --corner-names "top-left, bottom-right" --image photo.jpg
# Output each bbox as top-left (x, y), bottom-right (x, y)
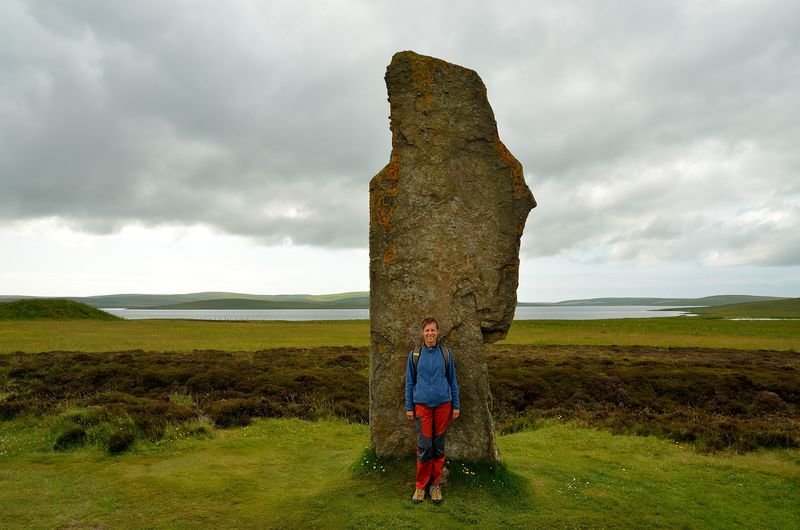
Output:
top-left (2, 0), bottom-right (799, 301)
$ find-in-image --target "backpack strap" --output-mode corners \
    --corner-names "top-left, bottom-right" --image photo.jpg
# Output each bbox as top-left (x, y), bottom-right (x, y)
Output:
top-left (412, 346), bottom-right (422, 373)
top-left (441, 346), bottom-right (451, 380)
top-left (413, 344), bottom-right (451, 379)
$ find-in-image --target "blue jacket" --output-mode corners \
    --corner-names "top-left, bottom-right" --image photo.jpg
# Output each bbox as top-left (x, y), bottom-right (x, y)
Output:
top-left (405, 344), bottom-right (460, 411)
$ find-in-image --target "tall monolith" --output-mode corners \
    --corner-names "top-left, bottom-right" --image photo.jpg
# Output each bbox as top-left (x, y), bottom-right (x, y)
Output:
top-left (369, 51), bottom-right (536, 461)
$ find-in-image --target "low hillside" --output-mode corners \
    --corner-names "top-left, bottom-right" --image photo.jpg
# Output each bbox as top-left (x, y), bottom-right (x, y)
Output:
top-left (690, 298), bottom-right (800, 319)
top-left (0, 299), bottom-right (120, 321)
top-left (520, 295), bottom-right (785, 307)
top-left (75, 291), bottom-right (369, 309)
top-left (153, 296), bottom-right (369, 310)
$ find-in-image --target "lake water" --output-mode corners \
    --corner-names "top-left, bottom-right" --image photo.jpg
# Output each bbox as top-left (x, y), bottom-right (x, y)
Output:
top-left (102, 306), bottom-right (691, 321)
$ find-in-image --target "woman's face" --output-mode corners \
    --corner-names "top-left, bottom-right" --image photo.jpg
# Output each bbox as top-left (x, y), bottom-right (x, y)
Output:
top-left (422, 322), bottom-right (439, 347)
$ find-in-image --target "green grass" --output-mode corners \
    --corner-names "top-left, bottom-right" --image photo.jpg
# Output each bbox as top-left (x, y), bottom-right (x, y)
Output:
top-left (1, 418), bottom-right (797, 528)
top-left (4, 345), bottom-right (796, 452)
top-left (0, 319), bottom-right (370, 354)
top-left (1, 316), bottom-right (799, 527)
top-left (1, 317), bottom-right (799, 354)
top-left (689, 298), bottom-right (800, 319)
top-left (502, 318), bottom-right (800, 351)
top-left (0, 299), bottom-right (120, 321)
top-left (487, 344), bottom-right (800, 451)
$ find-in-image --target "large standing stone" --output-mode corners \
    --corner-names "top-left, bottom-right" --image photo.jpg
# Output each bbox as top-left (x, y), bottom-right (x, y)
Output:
top-left (369, 51), bottom-right (536, 461)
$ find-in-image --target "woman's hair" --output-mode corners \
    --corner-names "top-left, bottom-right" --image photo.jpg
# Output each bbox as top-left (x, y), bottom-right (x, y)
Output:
top-left (421, 317), bottom-right (439, 330)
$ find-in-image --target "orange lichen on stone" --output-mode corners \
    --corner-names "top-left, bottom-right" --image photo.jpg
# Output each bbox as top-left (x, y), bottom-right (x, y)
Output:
top-left (410, 54), bottom-right (436, 113)
top-left (371, 150), bottom-right (402, 231)
top-left (369, 181), bottom-right (383, 223)
top-left (370, 170), bottom-right (394, 231)
top-left (383, 243), bottom-right (396, 264)
top-left (494, 137), bottom-right (527, 200)
top-left (377, 199), bottom-right (392, 229)
top-left (385, 150), bottom-right (401, 181)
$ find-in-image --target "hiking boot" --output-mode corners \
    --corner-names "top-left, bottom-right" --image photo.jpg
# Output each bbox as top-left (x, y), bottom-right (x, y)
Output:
top-left (430, 485), bottom-right (443, 505)
top-left (411, 488), bottom-right (425, 504)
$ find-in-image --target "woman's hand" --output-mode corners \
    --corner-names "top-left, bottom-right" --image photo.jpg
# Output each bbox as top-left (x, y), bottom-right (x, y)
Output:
top-left (452, 409), bottom-right (460, 419)
top-left (406, 410), bottom-right (414, 421)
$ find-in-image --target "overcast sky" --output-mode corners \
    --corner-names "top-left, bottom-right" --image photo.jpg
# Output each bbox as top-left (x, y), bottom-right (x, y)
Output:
top-left (2, 0), bottom-right (799, 301)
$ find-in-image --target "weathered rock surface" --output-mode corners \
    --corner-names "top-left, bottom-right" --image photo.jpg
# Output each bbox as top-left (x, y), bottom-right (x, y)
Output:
top-left (369, 51), bottom-right (536, 461)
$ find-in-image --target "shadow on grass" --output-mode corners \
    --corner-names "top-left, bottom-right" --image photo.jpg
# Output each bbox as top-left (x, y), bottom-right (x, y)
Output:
top-left (263, 448), bottom-right (535, 528)
top-left (352, 448), bottom-right (531, 504)
top-left (272, 449), bottom-right (536, 527)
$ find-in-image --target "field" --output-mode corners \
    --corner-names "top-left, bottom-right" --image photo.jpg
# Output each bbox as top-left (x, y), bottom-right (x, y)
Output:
top-left (2, 315), bottom-right (799, 354)
top-left (2, 418), bottom-right (798, 528)
top-left (689, 297), bottom-right (800, 319)
top-left (1, 316), bottom-right (799, 527)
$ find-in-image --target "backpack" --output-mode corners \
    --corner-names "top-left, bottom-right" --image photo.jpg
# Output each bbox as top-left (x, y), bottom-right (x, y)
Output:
top-left (412, 345), bottom-right (452, 379)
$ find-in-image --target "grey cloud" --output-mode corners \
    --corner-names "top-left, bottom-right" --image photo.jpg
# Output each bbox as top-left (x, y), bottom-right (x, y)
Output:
top-left (2, 0), bottom-right (799, 266)
top-left (1, 0), bottom-right (387, 248)
top-left (483, 1), bottom-right (800, 171)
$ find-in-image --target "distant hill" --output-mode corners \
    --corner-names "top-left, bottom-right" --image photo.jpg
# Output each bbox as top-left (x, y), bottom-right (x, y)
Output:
top-left (154, 296), bottom-right (370, 310)
top-left (0, 295), bottom-right (37, 303)
top-left (0, 291), bottom-right (372, 309)
top-left (0, 292), bottom-right (789, 310)
top-left (518, 295), bottom-right (786, 307)
top-left (687, 298), bottom-right (800, 319)
top-left (0, 299), bottom-right (120, 320)
top-left (84, 291), bottom-right (372, 309)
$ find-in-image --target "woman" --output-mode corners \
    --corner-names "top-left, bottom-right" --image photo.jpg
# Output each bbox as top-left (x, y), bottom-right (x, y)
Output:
top-left (405, 317), bottom-right (460, 505)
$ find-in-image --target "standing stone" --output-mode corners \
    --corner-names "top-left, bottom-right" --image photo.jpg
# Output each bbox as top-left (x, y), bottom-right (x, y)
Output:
top-left (369, 51), bottom-right (536, 461)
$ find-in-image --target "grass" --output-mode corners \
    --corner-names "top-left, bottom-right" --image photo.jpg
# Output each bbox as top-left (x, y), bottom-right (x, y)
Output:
top-left (1, 316), bottom-right (799, 527)
top-left (0, 299), bottom-right (120, 321)
top-left (500, 423), bottom-right (800, 528)
top-left (1, 316), bottom-right (799, 354)
top-left (3, 345), bottom-right (797, 452)
top-left (690, 298), bottom-right (800, 319)
top-left (0, 347), bottom-right (371, 452)
top-left (487, 344), bottom-right (800, 452)
top-left (502, 318), bottom-right (800, 351)
top-left (0, 319), bottom-right (370, 354)
top-left (1, 418), bottom-right (798, 528)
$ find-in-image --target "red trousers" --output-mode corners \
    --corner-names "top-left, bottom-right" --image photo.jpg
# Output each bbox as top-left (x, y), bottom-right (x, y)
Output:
top-left (414, 402), bottom-right (452, 489)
